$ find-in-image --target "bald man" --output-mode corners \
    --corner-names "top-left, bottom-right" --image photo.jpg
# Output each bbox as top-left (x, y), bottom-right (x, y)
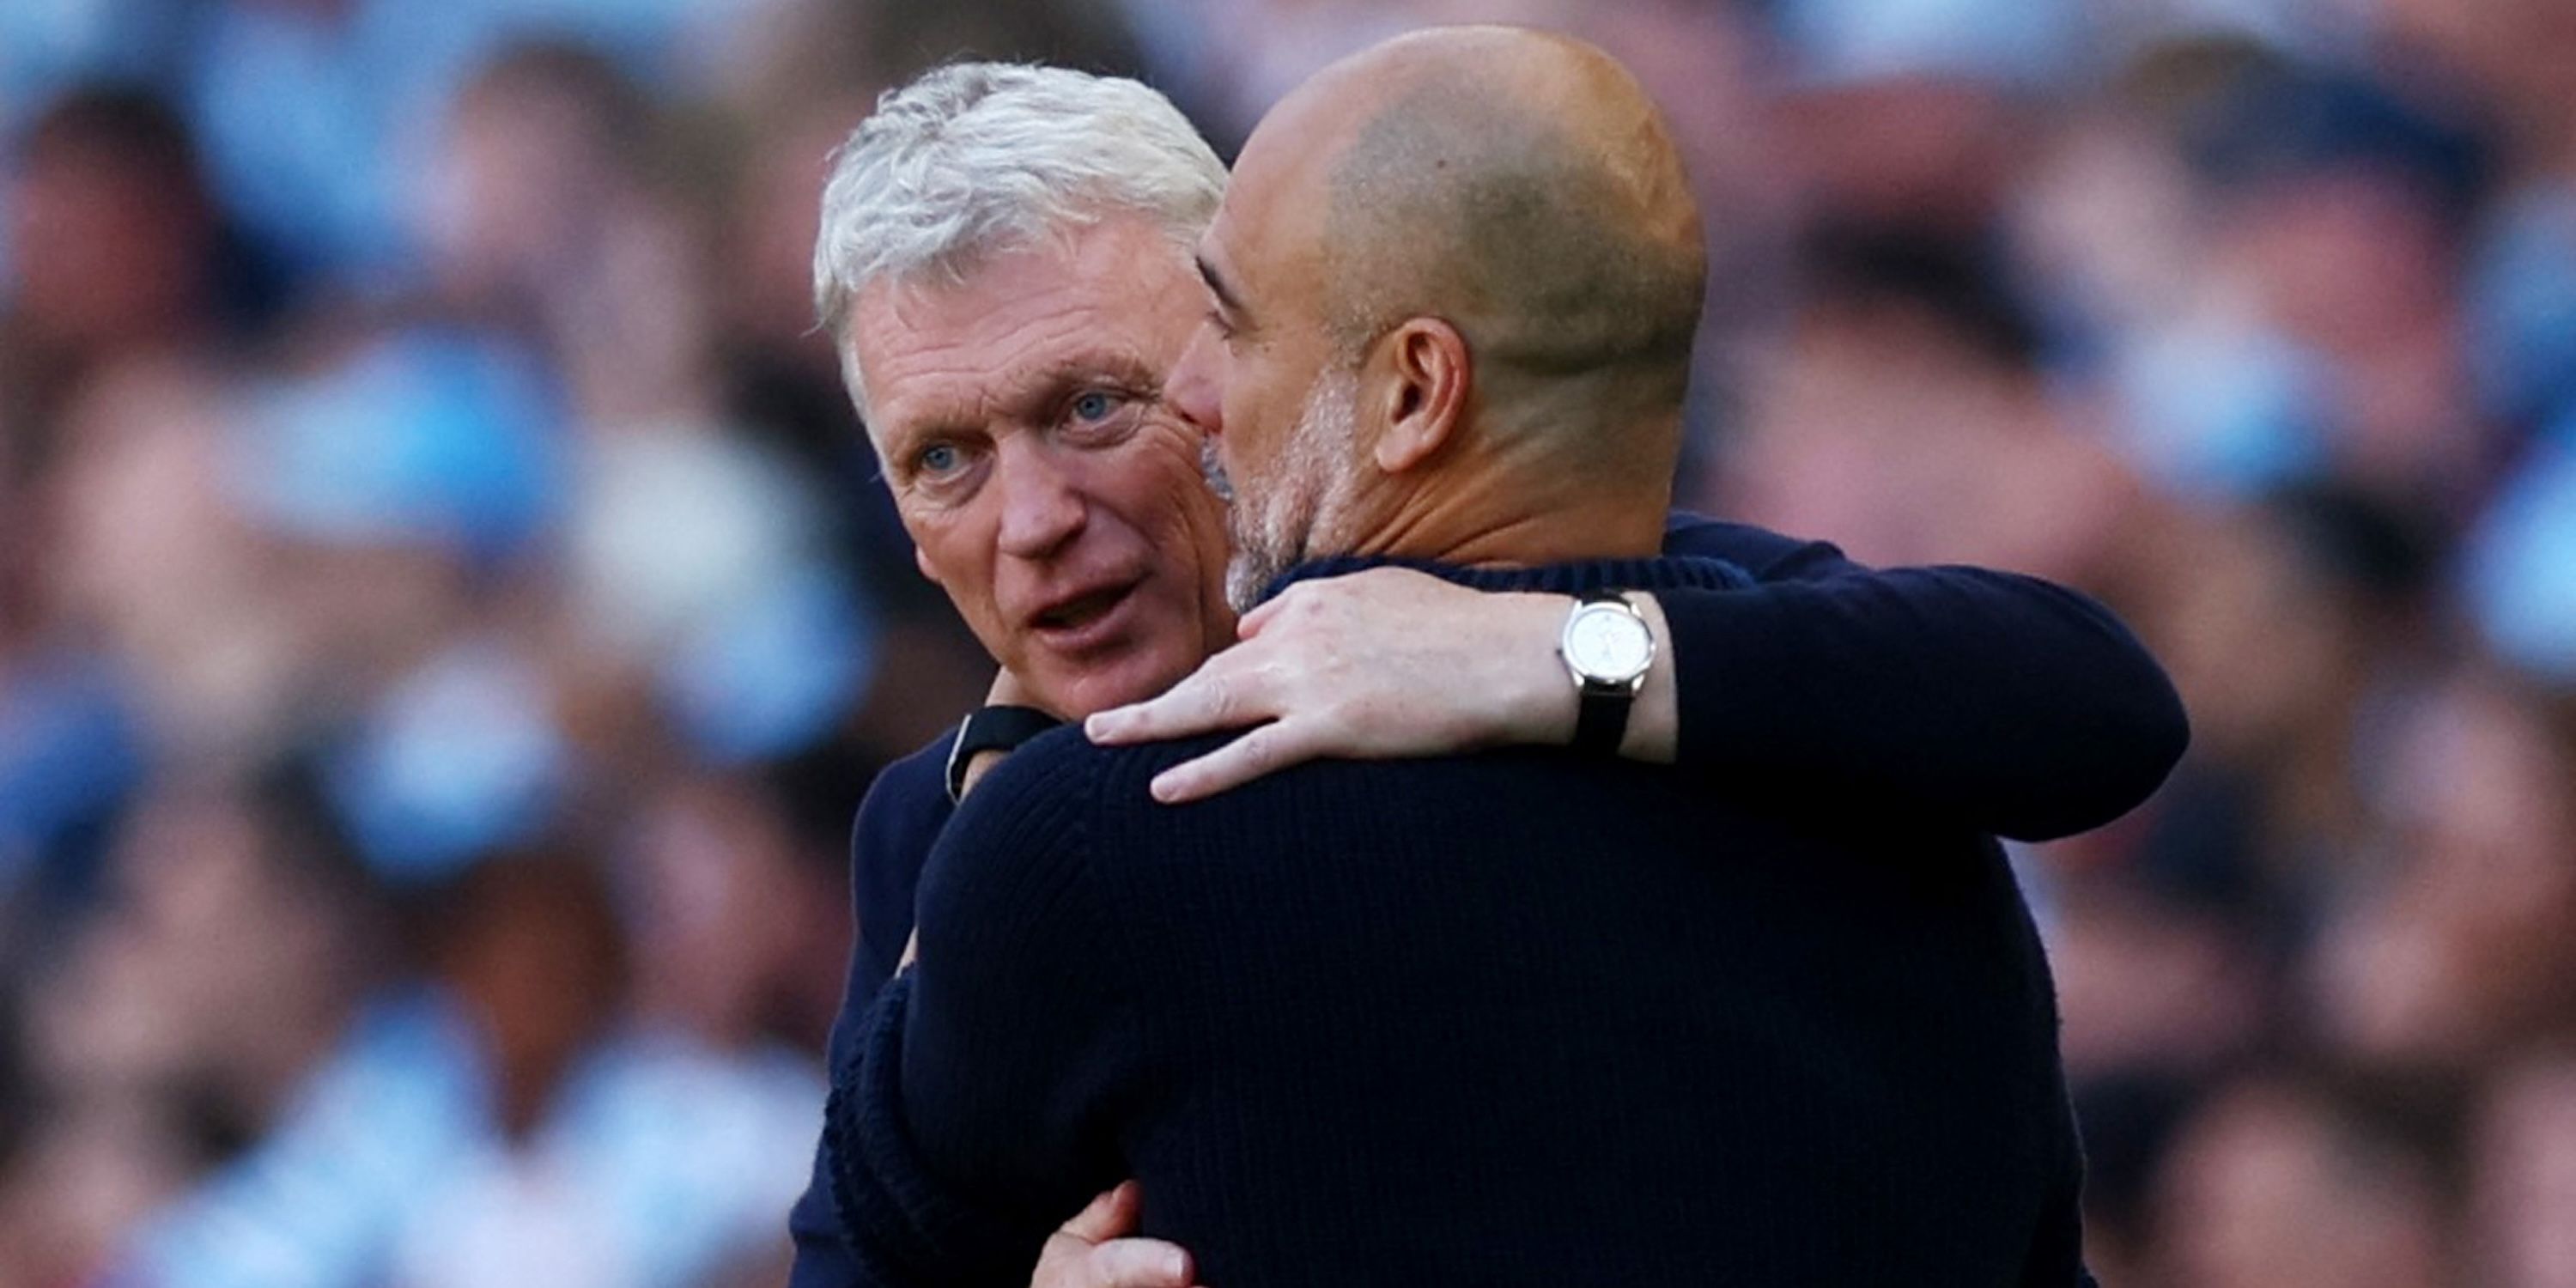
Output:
top-left (822, 29), bottom-right (2097, 1287)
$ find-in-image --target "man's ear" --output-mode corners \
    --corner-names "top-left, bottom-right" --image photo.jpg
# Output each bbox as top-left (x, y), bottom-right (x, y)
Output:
top-left (1371, 317), bottom-right (1469, 474)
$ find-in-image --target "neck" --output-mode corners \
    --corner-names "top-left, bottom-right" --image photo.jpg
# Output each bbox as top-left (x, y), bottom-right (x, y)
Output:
top-left (1348, 495), bottom-right (1667, 568)
top-left (1334, 439), bottom-right (1671, 568)
top-left (1269, 544), bottom-right (1752, 601)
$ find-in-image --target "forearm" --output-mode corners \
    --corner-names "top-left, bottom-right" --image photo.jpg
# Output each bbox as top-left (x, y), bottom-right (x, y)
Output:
top-left (788, 1155), bottom-right (865, 1288)
top-left (1489, 591), bottom-right (1679, 762)
top-left (793, 945), bottom-right (884, 1286)
top-left (830, 744), bottom-right (1140, 1281)
top-left (1622, 594), bottom-right (1680, 762)
top-left (1658, 567), bottom-right (2187, 839)
top-left (826, 973), bottom-right (1048, 1286)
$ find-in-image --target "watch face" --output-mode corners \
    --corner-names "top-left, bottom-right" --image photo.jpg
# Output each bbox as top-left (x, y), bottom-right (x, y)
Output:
top-left (1566, 604), bottom-right (1654, 683)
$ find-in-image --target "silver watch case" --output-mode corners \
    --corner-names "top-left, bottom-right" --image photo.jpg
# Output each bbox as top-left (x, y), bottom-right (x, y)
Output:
top-left (1560, 596), bottom-right (1655, 692)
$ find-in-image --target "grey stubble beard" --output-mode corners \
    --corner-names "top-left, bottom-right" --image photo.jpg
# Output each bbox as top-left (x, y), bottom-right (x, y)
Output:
top-left (1211, 365), bottom-right (1361, 614)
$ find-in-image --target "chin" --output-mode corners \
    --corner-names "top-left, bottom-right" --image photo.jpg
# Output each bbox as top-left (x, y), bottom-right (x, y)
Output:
top-left (1054, 646), bottom-right (1196, 720)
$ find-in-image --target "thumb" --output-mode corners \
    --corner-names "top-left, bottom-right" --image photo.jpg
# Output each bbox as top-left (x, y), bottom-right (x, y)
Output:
top-left (1058, 1180), bottom-right (1144, 1243)
top-left (1237, 595), bottom-right (1284, 639)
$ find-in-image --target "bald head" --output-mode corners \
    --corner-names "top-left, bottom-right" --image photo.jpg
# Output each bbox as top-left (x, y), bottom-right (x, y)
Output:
top-left (1297, 27), bottom-right (1707, 427)
top-left (1176, 27), bottom-right (1712, 581)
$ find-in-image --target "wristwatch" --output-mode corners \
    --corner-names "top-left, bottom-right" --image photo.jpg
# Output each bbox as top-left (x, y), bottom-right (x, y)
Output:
top-left (945, 704), bottom-right (1064, 803)
top-left (1559, 590), bottom-right (1656, 756)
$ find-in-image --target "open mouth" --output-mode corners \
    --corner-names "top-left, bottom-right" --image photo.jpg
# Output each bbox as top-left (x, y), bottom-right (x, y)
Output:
top-left (1034, 582), bottom-right (1137, 634)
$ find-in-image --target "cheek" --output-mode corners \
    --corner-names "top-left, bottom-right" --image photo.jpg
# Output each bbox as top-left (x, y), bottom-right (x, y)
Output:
top-left (1220, 375), bottom-right (1264, 449)
top-left (1220, 367), bottom-right (1297, 479)
top-left (1102, 432), bottom-right (1227, 576)
top-left (1149, 428), bottom-right (1226, 538)
top-left (906, 507), bottom-right (1009, 629)
top-left (905, 504), bottom-right (971, 582)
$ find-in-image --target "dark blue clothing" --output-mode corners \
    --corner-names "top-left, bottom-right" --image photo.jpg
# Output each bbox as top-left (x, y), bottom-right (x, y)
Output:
top-left (826, 552), bottom-right (2093, 1286)
top-left (786, 516), bottom-right (2184, 1286)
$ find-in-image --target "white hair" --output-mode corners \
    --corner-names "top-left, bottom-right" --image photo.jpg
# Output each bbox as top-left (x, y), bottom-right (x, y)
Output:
top-left (811, 62), bottom-right (1226, 416)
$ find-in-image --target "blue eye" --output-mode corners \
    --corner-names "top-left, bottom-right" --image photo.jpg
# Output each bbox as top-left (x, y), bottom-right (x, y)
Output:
top-left (916, 442), bottom-right (962, 476)
top-left (1070, 391), bottom-right (1121, 423)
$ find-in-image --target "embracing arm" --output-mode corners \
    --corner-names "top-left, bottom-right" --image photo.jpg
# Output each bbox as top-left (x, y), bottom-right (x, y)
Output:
top-left (823, 744), bottom-right (1142, 1286)
top-left (1653, 532), bottom-right (2190, 841)
top-left (798, 729), bottom-right (1197, 1288)
top-left (791, 735), bottom-right (958, 1288)
top-left (1087, 526), bottom-right (2185, 841)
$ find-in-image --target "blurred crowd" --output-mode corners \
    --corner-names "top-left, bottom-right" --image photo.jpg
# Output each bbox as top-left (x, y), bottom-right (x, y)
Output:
top-left (2, 0), bottom-right (2573, 1285)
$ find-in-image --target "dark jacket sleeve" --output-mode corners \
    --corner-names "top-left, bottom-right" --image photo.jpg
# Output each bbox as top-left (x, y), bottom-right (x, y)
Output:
top-left (790, 732), bottom-right (958, 1288)
top-left (851, 734), bottom-right (961, 999)
top-left (823, 734), bottom-right (1139, 1286)
top-left (1659, 515), bottom-right (2190, 841)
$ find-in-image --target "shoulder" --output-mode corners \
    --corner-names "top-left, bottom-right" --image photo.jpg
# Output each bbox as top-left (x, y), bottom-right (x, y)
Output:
top-left (848, 728), bottom-right (957, 907)
top-left (1662, 511), bottom-right (1857, 580)
top-left (940, 726), bottom-right (1230, 848)
top-left (912, 729), bottom-right (1236, 958)
top-left (927, 728), bottom-right (1188, 868)
top-left (929, 726), bottom-right (1283, 892)
top-left (847, 730), bottom-right (958, 987)
top-left (853, 730), bottom-right (956, 855)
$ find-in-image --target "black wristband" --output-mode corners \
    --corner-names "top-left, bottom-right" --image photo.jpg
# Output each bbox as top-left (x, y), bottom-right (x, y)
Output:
top-left (945, 704), bottom-right (1065, 803)
top-left (1572, 683), bottom-right (1632, 756)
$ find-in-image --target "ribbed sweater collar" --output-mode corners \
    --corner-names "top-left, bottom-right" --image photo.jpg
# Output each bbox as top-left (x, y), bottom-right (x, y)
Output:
top-left (1263, 551), bottom-right (1753, 604)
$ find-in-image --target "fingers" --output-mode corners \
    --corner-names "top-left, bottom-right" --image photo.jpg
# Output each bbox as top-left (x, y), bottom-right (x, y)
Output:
top-left (1088, 659), bottom-right (1267, 745)
top-left (1070, 1238), bottom-right (1195, 1288)
top-left (1236, 592), bottom-right (1286, 639)
top-left (1035, 1183), bottom-right (1196, 1288)
top-left (1092, 677), bottom-right (1327, 802)
top-left (1057, 1181), bottom-right (1141, 1242)
top-left (1148, 722), bottom-right (1315, 804)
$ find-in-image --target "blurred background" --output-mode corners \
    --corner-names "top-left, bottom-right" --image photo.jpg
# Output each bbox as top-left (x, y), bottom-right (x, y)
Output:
top-left (2, 0), bottom-right (2574, 1285)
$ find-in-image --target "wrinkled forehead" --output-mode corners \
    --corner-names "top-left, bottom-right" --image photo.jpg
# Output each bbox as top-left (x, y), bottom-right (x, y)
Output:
top-left (851, 222), bottom-right (1202, 440)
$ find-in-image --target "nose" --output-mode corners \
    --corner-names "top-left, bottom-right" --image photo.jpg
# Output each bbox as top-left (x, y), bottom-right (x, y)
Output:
top-left (993, 439), bottom-right (1087, 560)
top-left (1164, 323), bottom-right (1224, 437)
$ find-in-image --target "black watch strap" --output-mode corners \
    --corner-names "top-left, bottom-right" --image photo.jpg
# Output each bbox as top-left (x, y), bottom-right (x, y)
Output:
top-left (945, 704), bottom-right (1065, 803)
top-left (1570, 591), bottom-right (1637, 757)
top-left (1572, 682), bottom-right (1634, 757)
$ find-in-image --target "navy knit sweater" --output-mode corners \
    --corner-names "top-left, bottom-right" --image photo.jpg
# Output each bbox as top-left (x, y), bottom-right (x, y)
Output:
top-left (820, 551), bottom-right (2106, 1287)
top-left (788, 515), bottom-right (2184, 1286)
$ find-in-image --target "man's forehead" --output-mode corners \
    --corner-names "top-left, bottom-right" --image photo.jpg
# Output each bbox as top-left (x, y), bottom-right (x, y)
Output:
top-left (853, 218), bottom-right (1196, 415)
top-left (860, 307), bottom-right (1166, 441)
top-left (878, 225), bottom-right (1191, 333)
top-left (896, 341), bottom-right (1160, 419)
